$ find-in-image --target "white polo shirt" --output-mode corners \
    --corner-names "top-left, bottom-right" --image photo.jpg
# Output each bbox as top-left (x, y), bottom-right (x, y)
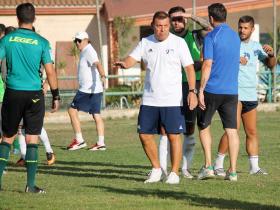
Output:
top-left (130, 33), bottom-right (193, 107)
top-left (78, 44), bottom-right (103, 94)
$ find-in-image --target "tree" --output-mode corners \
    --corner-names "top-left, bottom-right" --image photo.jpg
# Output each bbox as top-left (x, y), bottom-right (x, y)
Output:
top-left (113, 16), bottom-right (135, 58)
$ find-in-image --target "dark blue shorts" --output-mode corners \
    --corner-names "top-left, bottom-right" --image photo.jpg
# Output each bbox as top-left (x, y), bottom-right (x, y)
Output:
top-left (70, 91), bottom-right (102, 114)
top-left (240, 101), bottom-right (258, 114)
top-left (137, 105), bottom-right (186, 134)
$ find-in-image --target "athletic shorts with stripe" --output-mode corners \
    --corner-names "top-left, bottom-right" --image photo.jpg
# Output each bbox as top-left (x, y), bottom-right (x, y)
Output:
top-left (137, 105), bottom-right (186, 134)
top-left (1, 88), bottom-right (45, 137)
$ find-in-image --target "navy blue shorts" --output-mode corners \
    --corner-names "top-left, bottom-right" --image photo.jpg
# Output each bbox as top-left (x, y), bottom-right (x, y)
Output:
top-left (70, 91), bottom-right (102, 114)
top-left (241, 101), bottom-right (258, 114)
top-left (137, 105), bottom-right (186, 134)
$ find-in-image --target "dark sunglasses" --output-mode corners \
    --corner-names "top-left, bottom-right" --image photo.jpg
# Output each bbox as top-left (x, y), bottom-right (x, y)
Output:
top-left (73, 38), bottom-right (82, 44)
top-left (171, 16), bottom-right (184, 23)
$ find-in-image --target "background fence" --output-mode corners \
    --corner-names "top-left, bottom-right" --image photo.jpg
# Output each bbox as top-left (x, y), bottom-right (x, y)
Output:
top-left (45, 66), bottom-right (280, 111)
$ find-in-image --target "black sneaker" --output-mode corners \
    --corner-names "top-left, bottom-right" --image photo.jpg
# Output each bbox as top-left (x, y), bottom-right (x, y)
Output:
top-left (25, 185), bottom-right (46, 194)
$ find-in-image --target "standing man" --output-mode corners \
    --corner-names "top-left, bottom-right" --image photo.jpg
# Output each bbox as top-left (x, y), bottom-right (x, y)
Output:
top-left (66, 32), bottom-right (106, 151)
top-left (0, 3), bottom-right (60, 193)
top-left (115, 11), bottom-right (197, 184)
top-left (198, 3), bottom-right (240, 181)
top-left (213, 16), bottom-right (276, 176)
top-left (158, 6), bottom-right (211, 179)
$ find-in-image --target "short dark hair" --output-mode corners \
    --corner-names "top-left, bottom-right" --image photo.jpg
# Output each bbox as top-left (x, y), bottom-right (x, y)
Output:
top-left (0, 23), bottom-right (6, 35)
top-left (208, 3), bottom-right (227, 22)
top-left (5, 26), bottom-right (16, 35)
top-left (239, 15), bottom-right (255, 27)
top-left (168, 6), bottom-right (185, 16)
top-left (152, 11), bottom-right (169, 25)
top-left (16, 3), bottom-right (35, 24)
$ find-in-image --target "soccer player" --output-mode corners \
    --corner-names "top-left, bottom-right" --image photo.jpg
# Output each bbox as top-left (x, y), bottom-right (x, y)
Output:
top-left (115, 11), bottom-right (197, 184)
top-left (0, 3), bottom-right (60, 193)
top-left (66, 31), bottom-right (106, 151)
top-left (213, 16), bottom-right (276, 176)
top-left (158, 6), bottom-right (211, 179)
top-left (197, 3), bottom-right (240, 181)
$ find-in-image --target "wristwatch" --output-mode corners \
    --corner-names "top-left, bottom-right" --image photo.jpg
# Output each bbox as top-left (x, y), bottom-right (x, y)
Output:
top-left (189, 89), bottom-right (198, 94)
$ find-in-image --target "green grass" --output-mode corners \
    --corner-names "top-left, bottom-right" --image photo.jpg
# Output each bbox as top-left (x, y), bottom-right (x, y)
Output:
top-left (1, 111), bottom-right (280, 210)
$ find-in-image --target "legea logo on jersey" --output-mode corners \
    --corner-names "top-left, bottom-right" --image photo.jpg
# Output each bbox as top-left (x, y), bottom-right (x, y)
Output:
top-left (9, 36), bottom-right (38, 45)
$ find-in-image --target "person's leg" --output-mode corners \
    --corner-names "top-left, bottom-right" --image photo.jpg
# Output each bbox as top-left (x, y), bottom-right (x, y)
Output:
top-left (40, 127), bottom-right (55, 165)
top-left (214, 102), bottom-right (242, 171)
top-left (89, 93), bottom-right (106, 151)
top-left (241, 106), bottom-right (264, 174)
top-left (139, 134), bottom-right (160, 169)
top-left (40, 127), bottom-right (53, 154)
top-left (225, 128), bottom-right (239, 174)
top-left (199, 126), bottom-right (212, 168)
top-left (138, 105), bottom-right (163, 183)
top-left (92, 113), bottom-right (105, 145)
top-left (25, 135), bottom-right (39, 188)
top-left (218, 95), bottom-right (239, 181)
top-left (68, 107), bottom-right (84, 142)
top-left (140, 133), bottom-right (163, 183)
top-left (182, 124), bottom-right (195, 175)
top-left (0, 136), bottom-right (16, 189)
top-left (168, 134), bottom-right (182, 175)
top-left (67, 106), bottom-right (87, 150)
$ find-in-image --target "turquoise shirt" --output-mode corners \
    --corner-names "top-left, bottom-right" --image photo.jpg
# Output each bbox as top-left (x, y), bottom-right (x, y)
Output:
top-left (0, 28), bottom-right (52, 91)
top-left (239, 40), bottom-right (267, 101)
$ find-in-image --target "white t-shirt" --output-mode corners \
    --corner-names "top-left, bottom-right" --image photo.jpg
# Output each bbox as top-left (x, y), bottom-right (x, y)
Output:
top-left (130, 33), bottom-right (193, 107)
top-left (78, 44), bottom-right (103, 94)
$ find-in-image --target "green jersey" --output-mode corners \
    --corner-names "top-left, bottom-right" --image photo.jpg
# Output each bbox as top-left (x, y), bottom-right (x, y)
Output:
top-left (182, 31), bottom-right (201, 82)
top-left (0, 28), bottom-right (52, 91)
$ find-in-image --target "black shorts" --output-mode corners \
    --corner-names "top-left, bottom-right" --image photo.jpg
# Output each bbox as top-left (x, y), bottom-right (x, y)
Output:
top-left (1, 88), bottom-right (45, 137)
top-left (240, 101), bottom-right (258, 114)
top-left (197, 91), bottom-right (238, 129)
top-left (182, 81), bottom-right (200, 127)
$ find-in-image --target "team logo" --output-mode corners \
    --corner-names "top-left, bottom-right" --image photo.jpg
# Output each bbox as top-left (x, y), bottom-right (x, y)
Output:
top-left (179, 125), bottom-right (183, 130)
top-left (32, 98), bottom-right (40, 103)
top-left (148, 49), bottom-right (153, 53)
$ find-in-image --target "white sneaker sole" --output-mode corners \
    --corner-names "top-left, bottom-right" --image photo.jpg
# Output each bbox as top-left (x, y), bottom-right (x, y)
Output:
top-left (68, 143), bottom-right (87, 151)
top-left (89, 147), bottom-right (106, 151)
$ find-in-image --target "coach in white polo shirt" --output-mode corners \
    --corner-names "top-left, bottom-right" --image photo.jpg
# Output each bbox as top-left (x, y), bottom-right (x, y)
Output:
top-left (115, 11), bottom-right (197, 184)
top-left (67, 31), bottom-right (107, 151)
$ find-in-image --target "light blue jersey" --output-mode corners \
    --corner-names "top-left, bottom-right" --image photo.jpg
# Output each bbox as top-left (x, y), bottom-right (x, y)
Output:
top-left (239, 40), bottom-right (267, 101)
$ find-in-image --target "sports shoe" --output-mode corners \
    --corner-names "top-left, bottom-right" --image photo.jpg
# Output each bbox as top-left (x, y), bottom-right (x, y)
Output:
top-left (197, 166), bottom-right (215, 180)
top-left (67, 139), bottom-right (87, 151)
top-left (46, 153), bottom-right (55, 165)
top-left (25, 185), bottom-right (46, 194)
top-left (88, 143), bottom-right (106, 151)
top-left (250, 168), bottom-right (268, 175)
top-left (3, 170), bottom-right (7, 175)
top-left (225, 171), bottom-right (238, 181)
top-left (144, 168), bottom-right (163, 183)
top-left (16, 158), bottom-right (25, 167)
top-left (166, 172), bottom-right (180, 184)
top-left (214, 168), bottom-right (226, 177)
top-left (182, 169), bottom-right (193, 179)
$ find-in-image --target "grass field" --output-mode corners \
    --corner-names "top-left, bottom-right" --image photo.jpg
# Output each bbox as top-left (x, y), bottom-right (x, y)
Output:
top-left (1, 111), bottom-right (280, 210)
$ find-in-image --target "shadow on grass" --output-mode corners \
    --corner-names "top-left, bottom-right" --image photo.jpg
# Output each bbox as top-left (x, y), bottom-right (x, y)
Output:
top-left (87, 185), bottom-right (280, 210)
top-left (55, 160), bottom-right (150, 170)
top-left (7, 166), bottom-right (145, 182)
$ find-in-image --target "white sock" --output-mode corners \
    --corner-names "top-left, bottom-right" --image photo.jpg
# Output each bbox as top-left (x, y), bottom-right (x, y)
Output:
top-left (214, 152), bottom-right (226, 170)
top-left (182, 135), bottom-right (196, 171)
top-left (75, 133), bottom-right (84, 143)
top-left (18, 129), bottom-right (26, 159)
top-left (97, 136), bottom-right (105, 146)
top-left (249, 155), bottom-right (260, 173)
top-left (159, 135), bottom-right (169, 174)
top-left (40, 127), bottom-right (53, 153)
